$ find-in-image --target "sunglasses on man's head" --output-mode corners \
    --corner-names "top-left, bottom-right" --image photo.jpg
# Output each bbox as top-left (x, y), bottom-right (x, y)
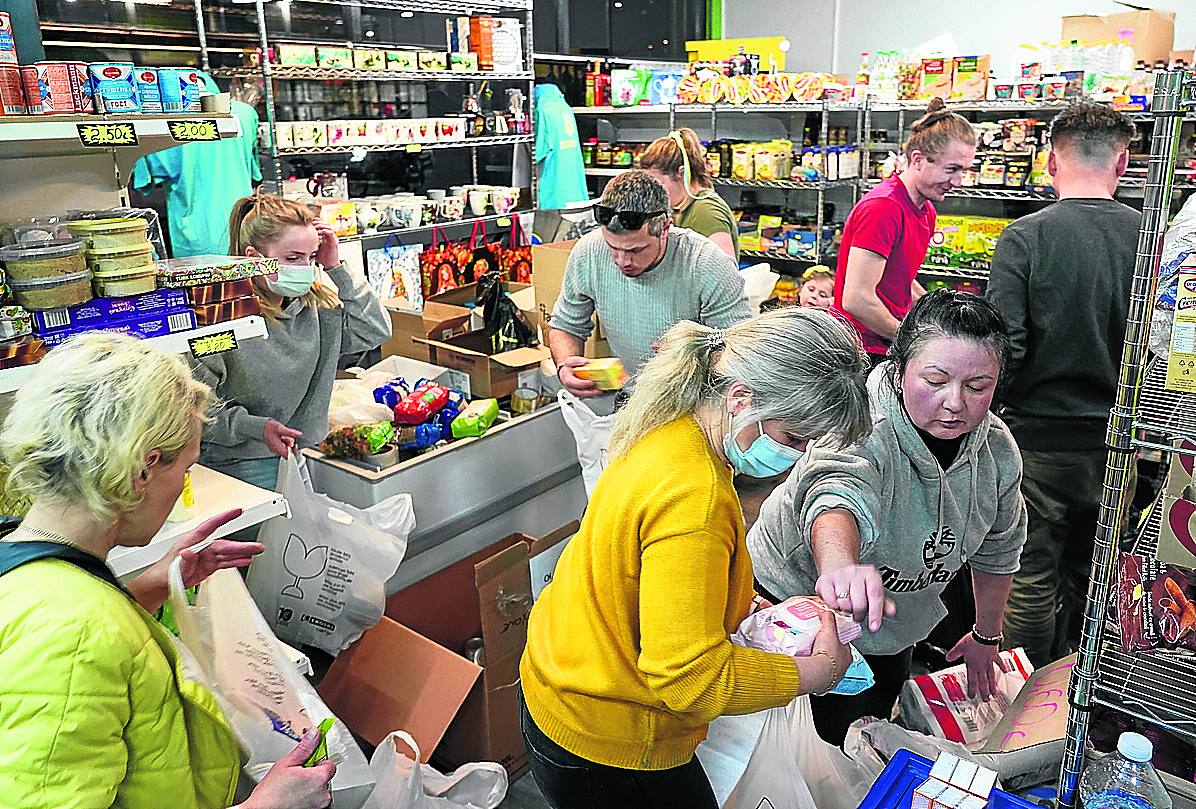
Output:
top-left (595, 205), bottom-right (668, 231)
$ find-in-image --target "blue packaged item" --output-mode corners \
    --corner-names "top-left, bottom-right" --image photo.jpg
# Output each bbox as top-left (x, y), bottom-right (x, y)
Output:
top-left (372, 377), bottom-right (411, 411)
top-left (157, 67), bottom-right (201, 113)
top-left (31, 288), bottom-right (188, 334)
top-left (41, 308), bottom-right (196, 348)
top-left (829, 647), bottom-right (875, 696)
top-left (858, 749), bottom-right (1039, 809)
top-left (648, 70), bottom-right (686, 105)
top-left (134, 67), bottom-right (162, 113)
top-left (397, 422), bottom-right (445, 450)
top-left (87, 62), bottom-right (139, 113)
top-left (787, 231), bottom-right (818, 259)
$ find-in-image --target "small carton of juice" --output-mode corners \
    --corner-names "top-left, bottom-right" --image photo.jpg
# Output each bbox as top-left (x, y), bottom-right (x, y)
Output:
top-left (574, 358), bottom-right (628, 391)
top-left (1166, 265), bottom-right (1196, 394)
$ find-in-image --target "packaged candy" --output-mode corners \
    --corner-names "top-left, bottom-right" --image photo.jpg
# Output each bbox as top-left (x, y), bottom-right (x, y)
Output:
top-left (318, 422), bottom-right (395, 460)
top-left (393, 380), bottom-right (450, 425)
top-left (1117, 552), bottom-right (1196, 653)
top-left (373, 377), bottom-right (412, 411)
top-left (451, 398), bottom-right (500, 438)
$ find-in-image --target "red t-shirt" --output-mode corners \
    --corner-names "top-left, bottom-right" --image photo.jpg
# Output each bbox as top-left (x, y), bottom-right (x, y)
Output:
top-left (833, 174), bottom-right (936, 355)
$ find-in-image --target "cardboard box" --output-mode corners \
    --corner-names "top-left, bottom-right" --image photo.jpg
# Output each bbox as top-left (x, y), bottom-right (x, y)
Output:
top-left (317, 525), bottom-right (578, 777)
top-left (468, 15), bottom-right (495, 71)
top-left (1063, 7), bottom-right (1175, 65)
top-left (415, 330), bottom-right (549, 399)
top-left (381, 301), bottom-right (431, 362)
top-left (422, 281), bottom-right (536, 344)
top-left (979, 654), bottom-right (1076, 757)
top-left (1156, 439), bottom-right (1196, 567)
top-left (531, 239), bottom-right (611, 359)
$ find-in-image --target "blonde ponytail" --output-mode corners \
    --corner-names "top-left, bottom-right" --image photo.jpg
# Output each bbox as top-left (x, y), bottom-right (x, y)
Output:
top-left (608, 308), bottom-right (874, 459)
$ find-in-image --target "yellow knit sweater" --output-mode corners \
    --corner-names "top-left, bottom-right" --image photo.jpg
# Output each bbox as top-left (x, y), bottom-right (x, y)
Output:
top-left (520, 417), bottom-right (801, 770)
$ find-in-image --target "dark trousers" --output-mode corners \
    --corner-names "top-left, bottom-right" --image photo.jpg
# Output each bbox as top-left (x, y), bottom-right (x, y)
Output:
top-left (809, 647), bottom-right (914, 747)
top-left (520, 694), bottom-right (718, 809)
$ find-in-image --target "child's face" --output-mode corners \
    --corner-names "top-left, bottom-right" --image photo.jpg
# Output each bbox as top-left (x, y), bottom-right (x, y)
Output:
top-left (799, 276), bottom-right (834, 309)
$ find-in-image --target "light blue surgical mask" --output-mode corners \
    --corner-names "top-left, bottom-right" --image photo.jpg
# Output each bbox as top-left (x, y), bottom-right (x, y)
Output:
top-left (830, 646), bottom-right (876, 696)
top-left (265, 263), bottom-right (316, 298)
top-left (723, 419), bottom-right (804, 478)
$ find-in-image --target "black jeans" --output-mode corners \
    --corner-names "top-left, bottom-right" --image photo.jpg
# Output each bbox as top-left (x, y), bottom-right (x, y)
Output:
top-left (520, 694), bottom-right (718, 809)
top-left (809, 647), bottom-right (914, 747)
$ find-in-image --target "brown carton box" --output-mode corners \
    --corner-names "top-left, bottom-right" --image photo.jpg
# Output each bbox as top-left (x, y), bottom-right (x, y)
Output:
top-left (422, 280), bottom-right (536, 343)
top-left (414, 331), bottom-right (549, 399)
top-left (381, 301), bottom-right (432, 362)
top-left (531, 239), bottom-right (611, 359)
top-left (1063, 8), bottom-right (1175, 65)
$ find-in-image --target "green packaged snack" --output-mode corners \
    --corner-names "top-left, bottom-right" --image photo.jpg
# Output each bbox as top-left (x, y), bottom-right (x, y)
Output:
top-left (451, 398), bottom-right (500, 439)
top-left (304, 718), bottom-right (337, 767)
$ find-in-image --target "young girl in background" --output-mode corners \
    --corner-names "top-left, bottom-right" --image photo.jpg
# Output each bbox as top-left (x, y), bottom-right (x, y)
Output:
top-left (190, 194), bottom-right (391, 489)
top-left (798, 265), bottom-right (836, 309)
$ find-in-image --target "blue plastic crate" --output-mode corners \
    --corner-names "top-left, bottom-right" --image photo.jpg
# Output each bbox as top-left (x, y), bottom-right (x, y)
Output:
top-left (858, 749), bottom-right (1041, 809)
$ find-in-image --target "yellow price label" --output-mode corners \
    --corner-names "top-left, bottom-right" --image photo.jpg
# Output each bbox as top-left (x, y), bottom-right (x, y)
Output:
top-left (76, 122), bottom-right (138, 147)
top-left (496, 217), bottom-right (512, 227)
top-left (189, 330), bottom-right (238, 358)
top-left (405, 143), bottom-right (423, 153)
top-left (168, 119), bottom-right (220, 143)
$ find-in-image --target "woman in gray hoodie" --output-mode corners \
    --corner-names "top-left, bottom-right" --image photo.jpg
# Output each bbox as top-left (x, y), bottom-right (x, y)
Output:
top-left (748, 290), bottom-right (1027, 745)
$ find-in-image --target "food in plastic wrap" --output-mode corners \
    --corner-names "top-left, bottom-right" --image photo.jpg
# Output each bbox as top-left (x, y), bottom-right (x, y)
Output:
top-left (1117, 552), bottom-right (1196, 653)
top-left (733, 595), bottom-right (862, 657)
top-left (393, 380), bottom-right (450, 425)
top-left (451, 397), bottom-right (499, 439)
top-left (157, 255), bottom-right (277, 288)
top-left (30, 288), bottom-right (187, 334)
top-left (319, 422), bottom-right (396, 461)
top-left (574, 358), bottom-right (628, 391)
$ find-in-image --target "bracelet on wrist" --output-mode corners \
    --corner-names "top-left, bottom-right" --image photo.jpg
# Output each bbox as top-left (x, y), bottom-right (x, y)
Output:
top-left (971, 625), bottom-right (1003, 646)
top-left (811, 650), bottom-right (839, 696)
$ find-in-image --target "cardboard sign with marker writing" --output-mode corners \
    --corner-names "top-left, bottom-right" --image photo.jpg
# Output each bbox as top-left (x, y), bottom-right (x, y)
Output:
top-left (978, 654), bottom-right (1075, 755)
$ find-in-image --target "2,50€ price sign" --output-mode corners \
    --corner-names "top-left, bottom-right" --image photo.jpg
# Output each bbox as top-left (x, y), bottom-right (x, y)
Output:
top-left (76, 122), bottom-right (138, 147)
top-left (168, 119), bottom-right (220, 143)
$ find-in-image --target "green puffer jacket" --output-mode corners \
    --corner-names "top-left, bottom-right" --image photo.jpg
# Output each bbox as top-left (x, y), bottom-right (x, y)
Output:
top-left (0, 557), bottom-right (241, 809)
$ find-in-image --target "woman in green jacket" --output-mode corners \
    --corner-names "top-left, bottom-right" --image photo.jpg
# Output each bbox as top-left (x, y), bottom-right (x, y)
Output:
top-left (0, 333), bottom-right (336, 809)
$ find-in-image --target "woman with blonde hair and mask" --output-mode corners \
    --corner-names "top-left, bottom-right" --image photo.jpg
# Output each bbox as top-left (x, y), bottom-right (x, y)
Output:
top-left (0, 333), bottom-right (335, 809)
top-left (191, 194), bottom-right (391, 490)
top-left (519, 307), bottom-right (872, 809)
top-left (641, 127), bottom-right (739, 261)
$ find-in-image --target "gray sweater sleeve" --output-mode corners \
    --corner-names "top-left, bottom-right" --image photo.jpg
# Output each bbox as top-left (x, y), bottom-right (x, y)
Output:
top-left (698, 245), bottom-right (752, 328)
top-left (189, 355), bottom-right (269, 447)
top-left (328, 264), bottom-right (392, 355)
top-left (969, 423), bottom-right (1028, 575)
top-left (550, 245), bottom-right (596, 340)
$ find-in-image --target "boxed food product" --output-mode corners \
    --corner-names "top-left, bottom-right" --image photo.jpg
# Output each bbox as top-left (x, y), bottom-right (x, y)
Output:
top-left (0, 311), bottom-right (32, 340)
top-left (1166, 269), bottom-right (1196, 394)
top-left (386, 50), bottom-right (419, 72)
top-left (449, 52), bottom-right (479, 72)
top-left (184, 278), bottom-right (255, 305)
top-left (927, 215), bottom-right (968, 267)
top-left (353, 49), bottom-right (387, 71)
top-left (418, 51), bottom-right (448, 72)
top-left (30, 288), bottom-right (188, 334)
top-left (0, 337), bottom-right (46, 368)
top-left (468, 15), bottom-right (495, 71)
top-left (312, 201), bottom-right (358, 238)
top-left (960, 217), bottom-right (1011, 269)
top-left (40, 308), bottom-right (197, 348)
top-left (0, 65), bottom-right (27, 114)
top-left (1117, 552), bottom-right (1196, 653)
top-left (317, 47), bottom-right (353, 69)
top-left (611, 68), bottom-right (652, 107)
top-left (491, 17), bottom-right (523, 73)
top-left (277, 44), bottom-right (317, 66)
top-left (950, 55), bottom-right (990, 101)
top-left (192, 296), bottom-right (262, 326)
top-left (156, 255), bottom-right (278, 288)
top-left (918, 58), bottom-right (952, 100)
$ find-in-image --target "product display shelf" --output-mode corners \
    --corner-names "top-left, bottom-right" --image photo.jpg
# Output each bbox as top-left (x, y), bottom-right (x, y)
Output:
top-left (583, 166), bottom-right (627, 177)
top-left (0, 316), bottom-right (269, 395)
top-left (534, 52), bottom-right (687, 68)
top-left (338, 210), bottom-right (527, 244)
top-left (275, 133), bottom-right (533, 157)
top-left (917, 264), bottom-right (990, 283)
top-left (0, 113), bottom-right (241, 161)
top-left (714, 177), bottom-right (859, 191)
top-left (1059, 68), bottom-right (1195, 807)
top-left (740, 248), bottom-right (826, 264)
top-left (107, 463), bottom-right (288, 579)
top-left (859, 178), bottom-right (1056, 201)
top-left (212, 65), bottom-right (533, 83)
top-left (1133, 360), bottom-right (1196, 451)
top-left (275, 0), bottom-right (530, 13)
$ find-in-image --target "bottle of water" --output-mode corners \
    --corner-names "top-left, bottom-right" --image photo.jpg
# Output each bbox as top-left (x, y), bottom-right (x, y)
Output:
top-left (1079, 732), bottom-right (1172, 809)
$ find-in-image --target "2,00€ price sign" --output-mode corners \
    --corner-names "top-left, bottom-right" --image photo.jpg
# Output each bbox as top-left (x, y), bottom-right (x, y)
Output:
top-left (168, 119), bottom-right (220, 143)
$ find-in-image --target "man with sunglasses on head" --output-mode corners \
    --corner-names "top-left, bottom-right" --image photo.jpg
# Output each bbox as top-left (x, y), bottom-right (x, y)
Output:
top-left (551, 171), bottom-right (751, 400)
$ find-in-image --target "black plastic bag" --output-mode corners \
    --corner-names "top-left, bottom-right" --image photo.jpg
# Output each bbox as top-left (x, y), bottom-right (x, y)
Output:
top-left (475, 271), bottom-right (539, 353)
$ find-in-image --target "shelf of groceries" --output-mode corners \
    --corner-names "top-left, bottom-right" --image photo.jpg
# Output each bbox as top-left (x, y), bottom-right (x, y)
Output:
top-left (273, 133), bottom-right (532, 157)
top-left (338, 211), bottom-right (527, 245)
top-left (284, 0), bottom-right (530, 13)
top-left (572, 98), bottom-right (1196, 119)
top-left (0, 112), bottom-right (241, 160)
top-left (213, 65), bottom-right (533, 83)
top-left (583, 166), bottom-right (856, 192)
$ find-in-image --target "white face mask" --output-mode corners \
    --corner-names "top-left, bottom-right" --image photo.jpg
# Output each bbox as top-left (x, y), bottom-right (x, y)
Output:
top-left (265, 263), bottom-right (316, 298)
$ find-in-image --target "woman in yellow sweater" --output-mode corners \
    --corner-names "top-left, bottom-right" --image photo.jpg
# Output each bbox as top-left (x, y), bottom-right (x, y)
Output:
top-left (520, 307), bottom-right (873, 808)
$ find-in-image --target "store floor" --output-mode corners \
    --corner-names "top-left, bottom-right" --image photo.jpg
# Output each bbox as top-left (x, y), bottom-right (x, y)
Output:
top-left (502, 474), bottom-right (787, 806)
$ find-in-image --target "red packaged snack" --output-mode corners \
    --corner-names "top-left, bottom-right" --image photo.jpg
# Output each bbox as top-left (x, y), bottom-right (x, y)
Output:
top-left (1117, 552), bottom-right (1196, 653)
top-left (392, 381), bottom-right (450, 425)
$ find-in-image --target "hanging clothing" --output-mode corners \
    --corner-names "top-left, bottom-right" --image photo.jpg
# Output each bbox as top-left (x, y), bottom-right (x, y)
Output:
top-left (533, 83), bottom-right (589, 210)
top-left (132, 73), bottom-right (261, 257)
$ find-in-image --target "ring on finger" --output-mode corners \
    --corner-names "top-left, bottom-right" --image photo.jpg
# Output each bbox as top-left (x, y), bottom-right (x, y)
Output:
top-left (836, 591), bottom-right (850, 599)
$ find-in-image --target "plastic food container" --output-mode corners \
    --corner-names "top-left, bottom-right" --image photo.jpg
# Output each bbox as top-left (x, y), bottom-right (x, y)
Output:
top-left (0, 239), bottom-right (87, 281)
top-left (92, 264), bottom-right (157, 298)
top-left (87, 242), bottom-right (155, 275)
top-left (67, 218), bottom-right (148, 250)
top-left (10, 270), bottom-right (94, 310)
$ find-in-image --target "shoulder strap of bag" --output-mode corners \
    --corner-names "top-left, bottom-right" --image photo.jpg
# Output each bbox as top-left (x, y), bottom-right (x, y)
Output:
top-left (0, 540), bottom-right (127, 594)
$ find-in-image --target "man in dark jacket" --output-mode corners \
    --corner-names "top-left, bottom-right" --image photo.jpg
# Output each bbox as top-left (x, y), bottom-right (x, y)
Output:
top-left (986, 103), bottom-right (1139, 667)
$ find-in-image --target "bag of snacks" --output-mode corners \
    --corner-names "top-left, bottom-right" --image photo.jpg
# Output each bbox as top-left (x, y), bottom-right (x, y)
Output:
top-left (1117, 552), bottom-right (1196, 653)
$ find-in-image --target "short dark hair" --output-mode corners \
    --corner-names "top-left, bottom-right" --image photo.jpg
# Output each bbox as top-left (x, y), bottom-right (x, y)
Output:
top-left (600, 170), bottom-right (671, 235)
top-left (888, 289), bottom-right (1012, 382)
top-left (1048, 102), bottom-right (1136, 167)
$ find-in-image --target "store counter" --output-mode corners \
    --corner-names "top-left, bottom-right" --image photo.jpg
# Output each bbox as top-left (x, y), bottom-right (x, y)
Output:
top-left (304, 403), bottom-right (586, 593)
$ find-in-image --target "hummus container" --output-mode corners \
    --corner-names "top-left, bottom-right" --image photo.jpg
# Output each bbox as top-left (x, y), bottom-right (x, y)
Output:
top-left (10, 270), bottom-right (94, 310)
top-left (92, 264), bottom-right (157, 298)
top-left (87, 242), bottom-right (155, 274)
top-left (67, 217), bottom-right (148, 250)
top-left (0, 239), bottom-right (87, 282)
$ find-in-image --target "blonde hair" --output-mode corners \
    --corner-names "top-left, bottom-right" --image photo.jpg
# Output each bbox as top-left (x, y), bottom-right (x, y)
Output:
top-left (905, 97), bottom-right (977, 160)
top-left (228, 193), bottom-right (341, 318)
top-left (609, 308), bottom-right (872, 457)
top-left (640, 128), bottom-right (713, 189)
top-left (0, 333), bottom-right (212, 521)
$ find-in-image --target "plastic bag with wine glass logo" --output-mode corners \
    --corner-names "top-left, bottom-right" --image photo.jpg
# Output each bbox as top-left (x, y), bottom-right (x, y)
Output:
top-left (247, 452), bottom-right (414, 656)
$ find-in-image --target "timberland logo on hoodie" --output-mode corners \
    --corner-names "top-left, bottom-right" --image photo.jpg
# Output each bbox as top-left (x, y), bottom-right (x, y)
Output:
top-left (877, 527), bottom-right (959, 593)
top-left (922, 526), bottom-right (957, 567)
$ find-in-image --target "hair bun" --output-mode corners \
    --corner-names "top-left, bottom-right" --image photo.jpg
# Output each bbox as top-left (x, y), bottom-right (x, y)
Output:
top-left (926, 97), bottom-right (947, 114)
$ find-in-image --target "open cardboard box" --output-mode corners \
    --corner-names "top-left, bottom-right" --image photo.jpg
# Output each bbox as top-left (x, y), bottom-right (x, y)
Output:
top-left (380, 300), bottom-right (432, 362)
top-left (532, 239), bottom-right (611, 359)
top-left (414, 330), bottom-right (549, 399)
top-left (422, 281), bottom-right (537, 344)
top-left (1062, 6), bottom-right (1175, 65)
top-left (317, 523), bottom-right (579, 778)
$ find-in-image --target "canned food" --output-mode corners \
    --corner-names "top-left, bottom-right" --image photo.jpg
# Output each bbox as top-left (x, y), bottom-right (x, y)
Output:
top-left (88, 62), bottom-right (139, 113)
top-left (134, 67), bottom-right (162, 113)
top-left (18, 66), bottom-right (40, 113)
top-left (0, 66), bottom-right (26, 115)
top-left (158, 67), bottom-right (201, 113)
top-left (23, 63), bottom-right (80, 114)
top-left (69, 62), bottom-right (94, 112)
top-left (0, 12), bottom-right (17, 66)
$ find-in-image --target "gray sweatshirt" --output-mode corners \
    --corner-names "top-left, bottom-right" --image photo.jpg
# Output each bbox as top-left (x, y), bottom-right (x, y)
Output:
top-left (748, 365), bottom-right (1027, 655)
top-left (551, 227), bottom-right (752, 376)
top-left (191, 264), bottom-right (392, 465)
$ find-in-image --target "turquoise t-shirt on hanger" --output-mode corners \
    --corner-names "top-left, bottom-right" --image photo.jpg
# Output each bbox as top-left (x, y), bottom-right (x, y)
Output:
top-left (131, 73), bottom-right (262, 258)
top-left (533, 83), bottom-right (589, 210)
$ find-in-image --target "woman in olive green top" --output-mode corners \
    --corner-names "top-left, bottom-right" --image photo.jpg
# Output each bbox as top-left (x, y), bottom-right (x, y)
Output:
top-left (642, 128), bottom-right (740, 262)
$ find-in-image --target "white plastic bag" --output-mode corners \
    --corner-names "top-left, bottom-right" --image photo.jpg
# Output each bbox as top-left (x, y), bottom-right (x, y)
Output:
top-left (362, 731), bottom-right (507, 809)
top-left (557, 388), bottom-right (615, 498)
top-left (328, 378), bottom-right (395, 432)
top-left (739, 262), bottom-right (781, 314)
top-left (168, 560), bottom-right (375, 808)
top-left (726, 696), bottom-right (876, 809)
top-left (248, 452), bottom-right (414, 656)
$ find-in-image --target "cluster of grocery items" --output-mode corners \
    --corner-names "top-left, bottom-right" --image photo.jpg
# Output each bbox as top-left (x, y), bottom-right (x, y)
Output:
top-left (738, 212), bottom-right (842, 260)
top-left (291, 184), bottom-right (524, 239)
top-left (588, 63), bottom-right (844, 108)
top-left (925, 216), bottom-right (1013, 272)
top-left (715, 139), bottom-right (860, 183)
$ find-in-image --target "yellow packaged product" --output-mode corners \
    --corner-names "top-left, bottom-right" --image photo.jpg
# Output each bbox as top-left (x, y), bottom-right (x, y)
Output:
top-left (926, 215), bottom-right (968, 267)
top-left (696, 76), bottom-right (724, 104)
top-left (961, 217), bottom-right (1011, 267)
top-left (574, 358), bottom-right (629, 391)
top-left (918, 57), bottom-right (952, 99)
top-left (732, 146), bottom-right (754, 180)
top-left (754, 145), bottom-right (776, 181)
top-left (725, 75), bottom-right (752, 105)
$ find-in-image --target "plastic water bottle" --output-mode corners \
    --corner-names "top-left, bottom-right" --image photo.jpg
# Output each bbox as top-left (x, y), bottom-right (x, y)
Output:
top-left (1079, 732), bottom-right (1172, 808)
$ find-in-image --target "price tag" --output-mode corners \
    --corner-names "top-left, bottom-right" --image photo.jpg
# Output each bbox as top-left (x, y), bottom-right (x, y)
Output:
top-left (405, 143), bottom-right (422, 153)
top-left (76, 122), bottom-right (138, 148)
top-left (167, 119), bottom-right (220, 142)
top-left (189, 329), bottom-right (239, 358)
top-left (496, 217), bottom-right (512, 227)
